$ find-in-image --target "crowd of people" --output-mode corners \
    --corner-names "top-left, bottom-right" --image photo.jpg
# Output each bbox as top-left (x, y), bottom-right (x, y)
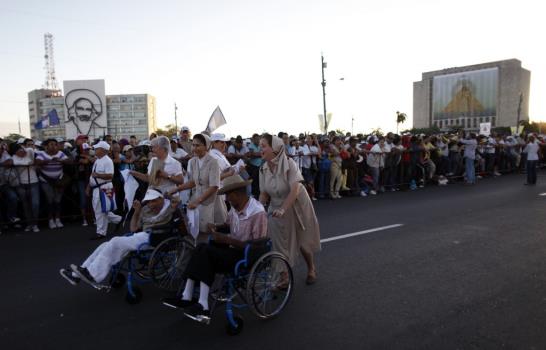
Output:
top-left (0, 126), bottom-right (544, 236)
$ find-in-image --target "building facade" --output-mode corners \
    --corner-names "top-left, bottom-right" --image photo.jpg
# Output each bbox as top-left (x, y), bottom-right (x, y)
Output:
top-left (28, 89), bottom-right (66, 140)
top-left (413, 59), bottom-right (531, 131)
top-left (28, 80), bottom-right (156, 141)
top-left (106, 94), bottom-right (157, 141)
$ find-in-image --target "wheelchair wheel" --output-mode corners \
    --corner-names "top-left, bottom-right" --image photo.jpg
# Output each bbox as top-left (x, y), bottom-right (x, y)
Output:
top-left (148, 236), bottom-right (193, 292)
top-left (225, 315), bottom-right (244, 336)
top-left (134, 251), bottom-right (153, 280)
top-left (125, 286), bottom-right (143, 305)
top-left (111, 273), bottom-right (126, 289)
top-left (246, 252), bottom-right (293, 319)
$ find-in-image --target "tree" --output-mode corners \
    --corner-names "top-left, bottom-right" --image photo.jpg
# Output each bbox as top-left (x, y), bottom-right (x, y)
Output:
top-left (155, 124), bottom-right (178, 138)
top-left (2, 133), bottom-right (25, 143)
top-left (396, 111), bottom-right (407, 134)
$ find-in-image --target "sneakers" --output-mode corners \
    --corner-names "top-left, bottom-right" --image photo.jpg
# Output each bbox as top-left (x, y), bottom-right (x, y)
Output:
top-left (360, 190), bottom-right (367, 197)
top-left (311, 197), bottom-right (318, 201)
top-left (55, 218), bottom-right (64, 228)
top-left (49, 219), bottom-right (57, 229)
top-left (70, 264), bottom-right (96, 285)
top-left (60, 268), bottom-right (80, 286)
top-left (494, 171), bottom-right (501, 176)
top-left (24, 225), bottom-right (32, 232)
top-left (32, 225), bottom-right (40, 233)
top-left (162, 297), bottom-right (196, 310)
top-left (369, 190), bottom-right (377, 195)
top-left (82, 219), bottom-right (88, 227)
top-left (183, 302), bottom-right (211, 324)
top-left (9, 217), bottom-right (21, 224)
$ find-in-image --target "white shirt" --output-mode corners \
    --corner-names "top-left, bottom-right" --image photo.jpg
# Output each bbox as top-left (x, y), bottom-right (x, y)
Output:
top-left (147, 155), bottom-right (183, 194)
top-left (301, 144), bottom-right (319, 169)
top-left (90, 155), bottom-right (114, 188)
top-left (227, 145), bottom-right (249, 156)
top-left (170, 148), bottom-right (188, 161)
top-left (210, 148), bottom-right (231, 172)
top-left (524, 142), bottom-right (540, 161)
top-left (12, 148), bottom-right (38, 184)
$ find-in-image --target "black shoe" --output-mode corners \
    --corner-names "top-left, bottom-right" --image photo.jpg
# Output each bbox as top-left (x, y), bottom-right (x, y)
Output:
top-left (59, 268), bottom-right (80, 286)
top-left (162, 297), bottom-right (196, 310)
top-left (70, 264), bottom-right (96, 285)
top-left (183, 303), bottom-right (211, 324)
top-left (90, 234), bottom-right (106, 241)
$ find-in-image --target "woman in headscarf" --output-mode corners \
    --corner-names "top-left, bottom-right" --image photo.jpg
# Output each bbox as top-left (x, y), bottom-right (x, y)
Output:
top-left (168, 133), bottom-right (224, 232)
top-left (259, 133), bottom-right (321, 284)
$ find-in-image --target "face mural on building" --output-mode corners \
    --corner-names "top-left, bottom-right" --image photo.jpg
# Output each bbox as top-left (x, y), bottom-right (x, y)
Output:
top-left (65, 89), bottom-right (105, 135)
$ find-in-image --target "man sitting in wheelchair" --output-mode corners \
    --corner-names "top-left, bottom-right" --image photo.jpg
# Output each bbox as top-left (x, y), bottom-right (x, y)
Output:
top-left (162, 174), bottom-right (267, 323)
top-left (59, 188), bottom-right (179, 287)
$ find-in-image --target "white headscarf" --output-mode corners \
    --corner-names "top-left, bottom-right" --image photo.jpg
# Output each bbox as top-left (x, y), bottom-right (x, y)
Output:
top-left (269, 135), bottom-right (290, 176)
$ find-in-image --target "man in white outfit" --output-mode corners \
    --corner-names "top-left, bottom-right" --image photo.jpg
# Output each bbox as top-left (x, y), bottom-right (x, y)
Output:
top-left (86, 141), bottom-right (122, 240)
top-left (59, 189), bottom-right (178, 286)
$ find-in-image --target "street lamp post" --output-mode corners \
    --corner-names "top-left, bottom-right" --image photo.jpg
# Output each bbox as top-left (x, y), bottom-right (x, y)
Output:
top-left (516, 92), bottom-right (523, 135)
top-left (321, 54), bottom-right (328, 134)
top-left (174, 103), bottom-right (178, 135)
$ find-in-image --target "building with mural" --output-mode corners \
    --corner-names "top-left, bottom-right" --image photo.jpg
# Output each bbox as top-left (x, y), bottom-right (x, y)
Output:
top-left (413, 59), bottom-right (530, 131)
top-left (28, 79), bottom-right (156, 141)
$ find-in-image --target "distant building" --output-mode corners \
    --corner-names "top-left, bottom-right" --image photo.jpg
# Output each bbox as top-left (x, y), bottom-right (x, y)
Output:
top-left (106, 94), bottom-right (157, 141)
top-left (28, 89), bottom-right (66, 140)
top-left (27, 80), bottom-right (156, 141)
top-left (413, 59), bottom-right (531, 131)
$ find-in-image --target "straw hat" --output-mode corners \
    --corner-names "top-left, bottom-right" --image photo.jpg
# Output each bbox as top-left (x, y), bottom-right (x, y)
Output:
top-left (218, 174), bottom-right (252, 195)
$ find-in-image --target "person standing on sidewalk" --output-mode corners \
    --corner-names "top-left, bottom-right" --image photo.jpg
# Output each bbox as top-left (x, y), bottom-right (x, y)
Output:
top-left (459, 133), bottom-right (478, 184)
top-left (523, 135), bottom-right (541, 185)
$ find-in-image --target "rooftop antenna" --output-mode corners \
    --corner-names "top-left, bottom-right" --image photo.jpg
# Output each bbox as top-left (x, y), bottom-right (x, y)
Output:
top-left (43, 33), bottom-right (59, 91)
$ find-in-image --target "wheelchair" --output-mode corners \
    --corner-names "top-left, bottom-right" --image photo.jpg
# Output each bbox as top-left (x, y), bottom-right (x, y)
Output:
top-left (204, 238), bottom-right (294, 335)
top-left (100, 209), bottom-right (195, 304)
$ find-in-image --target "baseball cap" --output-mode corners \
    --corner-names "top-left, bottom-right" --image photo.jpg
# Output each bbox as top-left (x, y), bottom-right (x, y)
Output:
top-left (211, 133), bottom-right (228, 142)
top-left (181, 126), bottom-right (190, 132)
top-left (142, 188), bottom-right (163, 202)
top-left (93, 141), bottom-right (110, 151)
top-left (122, 145), bottom-right (133, 152)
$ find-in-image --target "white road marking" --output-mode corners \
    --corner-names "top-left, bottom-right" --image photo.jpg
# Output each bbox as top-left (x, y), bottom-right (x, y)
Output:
top-left (320, 224), bottom-right (404, 243)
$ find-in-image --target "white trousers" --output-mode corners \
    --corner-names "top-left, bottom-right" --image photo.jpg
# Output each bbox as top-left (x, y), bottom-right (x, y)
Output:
top-left (92, 188), bottom-right (119, 236)
top-left (82, 232), bottom-right (150, 283)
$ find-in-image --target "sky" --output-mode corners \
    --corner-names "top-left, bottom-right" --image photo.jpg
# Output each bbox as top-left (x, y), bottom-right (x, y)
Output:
top-left (0, 0), bottom-right (544, 138)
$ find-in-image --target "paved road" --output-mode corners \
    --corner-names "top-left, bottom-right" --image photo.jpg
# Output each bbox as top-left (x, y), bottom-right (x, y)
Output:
top-left (2, 172), bottom-right (546, 349)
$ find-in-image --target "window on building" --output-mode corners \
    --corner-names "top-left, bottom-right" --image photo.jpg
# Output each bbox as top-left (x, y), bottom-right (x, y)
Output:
top-left (121, 97), bottom-right (127, 103)
top-left (120, 105), bottom-right (132, 111)
top-left (491, 117), bottom-right (496, 127)
top-left (473, 118), bottom-right (478, 128)
top-left (486, 117), bottom-right (490, 123)
top-left (134, 112), bottom-right (145, 117)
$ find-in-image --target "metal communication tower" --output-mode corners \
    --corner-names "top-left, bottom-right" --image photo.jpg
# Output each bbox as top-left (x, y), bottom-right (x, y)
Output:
top-left (43, 33), bottom-right (59, 90)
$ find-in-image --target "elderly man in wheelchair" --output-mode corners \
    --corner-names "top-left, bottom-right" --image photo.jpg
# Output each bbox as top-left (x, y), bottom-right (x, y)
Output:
top-left (162, 175), bottom-right (293, 334)
top-left (59, 188), bottom-right (180, 291)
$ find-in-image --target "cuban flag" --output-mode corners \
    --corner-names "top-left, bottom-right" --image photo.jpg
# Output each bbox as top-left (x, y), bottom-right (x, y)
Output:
top-left (35, 109), bottom-right (60, 130)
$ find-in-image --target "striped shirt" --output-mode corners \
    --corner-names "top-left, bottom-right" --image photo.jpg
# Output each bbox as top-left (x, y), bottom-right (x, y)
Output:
top-left (36, 151), bottom-right (67, 181)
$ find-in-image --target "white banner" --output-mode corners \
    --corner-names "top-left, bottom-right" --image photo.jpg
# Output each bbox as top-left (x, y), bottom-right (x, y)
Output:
top-left (479, 122), bottom-right (491, 136)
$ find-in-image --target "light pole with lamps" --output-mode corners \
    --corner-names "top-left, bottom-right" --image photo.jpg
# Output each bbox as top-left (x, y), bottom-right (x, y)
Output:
top-left (321, 54), bottom-right (328, 134)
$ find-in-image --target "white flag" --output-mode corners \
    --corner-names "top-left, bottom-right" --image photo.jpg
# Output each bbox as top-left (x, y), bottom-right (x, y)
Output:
top-left (205, 106), bottom-right (227, 133)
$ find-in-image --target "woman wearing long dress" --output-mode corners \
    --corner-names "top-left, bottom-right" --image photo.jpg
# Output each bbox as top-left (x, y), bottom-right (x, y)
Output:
top-left (169, 134), bottom-right (224, 232)
top-left (259, 134), bottom-right (321, 284)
